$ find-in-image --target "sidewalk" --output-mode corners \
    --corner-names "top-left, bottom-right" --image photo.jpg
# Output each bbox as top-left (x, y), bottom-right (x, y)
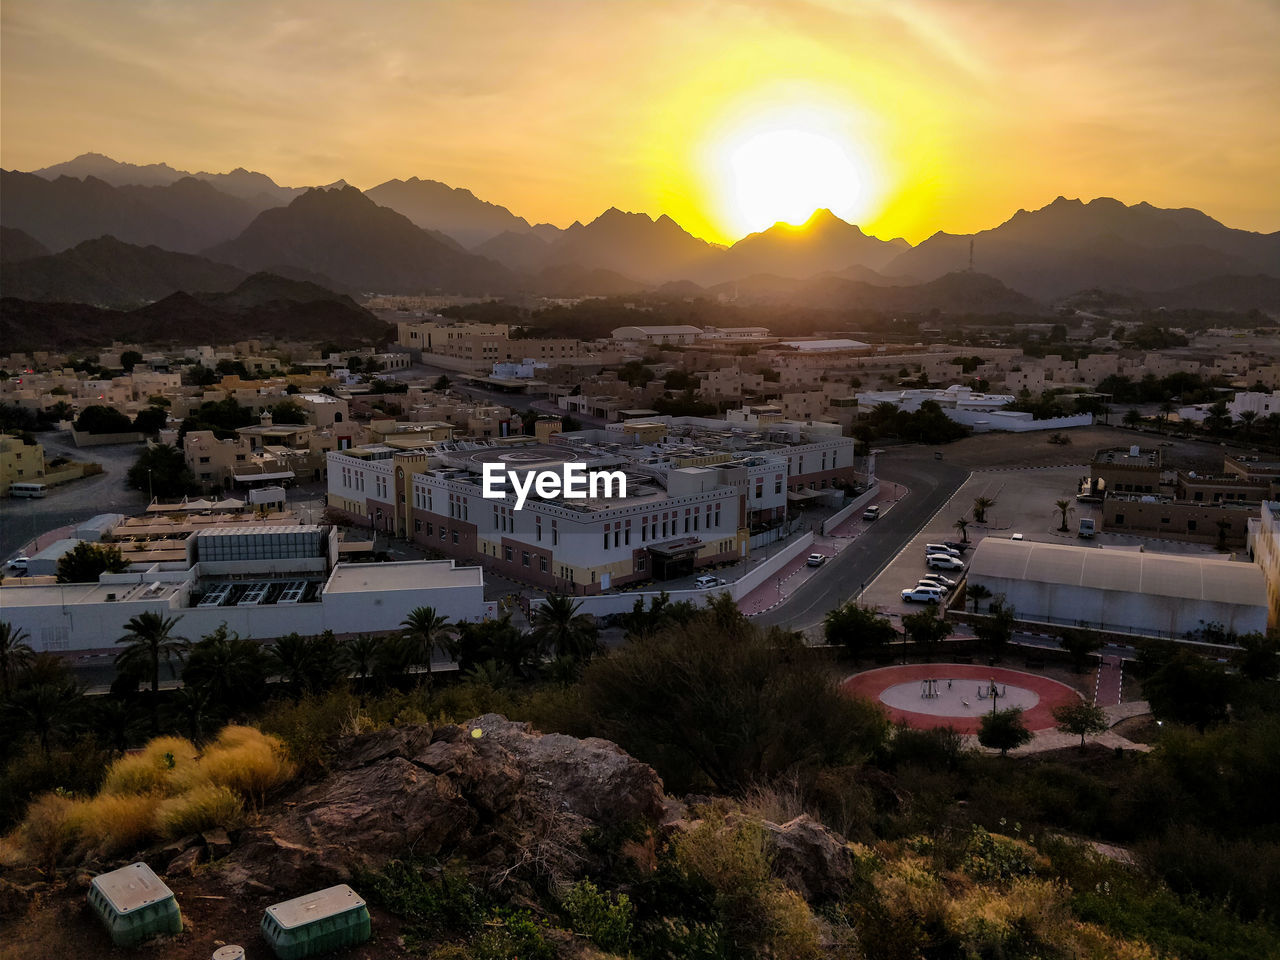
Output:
top-left (1094, 654), bottom-right (1125, 705)
top-left (738, 481), bottom-right (908, 616)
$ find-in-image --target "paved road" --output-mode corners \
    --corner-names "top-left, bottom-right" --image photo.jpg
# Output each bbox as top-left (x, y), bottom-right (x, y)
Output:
top-left (755, 452), bottom-right (970, 631)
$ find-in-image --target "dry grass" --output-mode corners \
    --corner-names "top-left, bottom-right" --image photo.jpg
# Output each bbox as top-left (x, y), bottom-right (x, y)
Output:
top-left (101, 736), bottom-right (200, 796)
top-left (154, 784), bottom-right (244, 840)
top-left (197, 726), bottom-right (295, 804)
top-left (67, 792), bottom-right (162, 858)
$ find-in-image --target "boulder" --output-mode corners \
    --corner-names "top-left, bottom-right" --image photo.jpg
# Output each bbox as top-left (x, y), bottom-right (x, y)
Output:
top-left (761, 814), bottom-right (860, 904)
top-left (166, 845), bottom-right (206, 878)
top-left (221, 715), bottom-right (666, 892)
top-left (203, 827), bottom-right (232, 860)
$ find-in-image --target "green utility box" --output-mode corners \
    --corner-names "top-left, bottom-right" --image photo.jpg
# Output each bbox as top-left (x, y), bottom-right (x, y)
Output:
top-left (87, 862), bottom-right (183, 947)
top-left (261, 884), bottom-right (372, 959)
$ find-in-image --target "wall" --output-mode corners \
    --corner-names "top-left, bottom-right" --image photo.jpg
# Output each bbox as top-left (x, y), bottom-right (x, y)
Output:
top-left (821, 484), bottom-right (881, 536)
top-left (70, 430), bottom-right (145, 447)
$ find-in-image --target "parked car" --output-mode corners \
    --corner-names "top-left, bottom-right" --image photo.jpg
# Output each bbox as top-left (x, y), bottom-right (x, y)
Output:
top-left (1078, 518), bottom-right (1096, 538)
top-left (924, 543), bottom-right (961, 558)
top-left (919, 573), bottom-right (957, 590)
top-left (943, 540), bottom-right (969, 554)
top-left (901, 586), bottom-right (943, 603)
top-left (806, 553), bottom-right (827, 567)
top-left (694, 575), bottom-right (726, 589)
top-left (926, 554), bottom-right (966, 571)
top-left (862, 505), bottom-right (881, 521)
top-left (6, 556), bottom-right (29, 572)
top-left (917, 578), bottom-right (953, 594)
top-left (1010, 533), bottom-right (1025, 541)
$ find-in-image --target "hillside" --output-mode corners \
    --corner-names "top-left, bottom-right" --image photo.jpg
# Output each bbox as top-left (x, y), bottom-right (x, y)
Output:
top-left (541, 207), bottom-right (723, 284)
top-left (30, 151), bottom-right (306, 204)
top-left (366, 176), bottom-right (535, 247)
top-left (0, 227), bottom-right (50, 263)
top-left (205, 186), bottom-right (515, 295)
top-left (0, 236), bottom-right (248, 307)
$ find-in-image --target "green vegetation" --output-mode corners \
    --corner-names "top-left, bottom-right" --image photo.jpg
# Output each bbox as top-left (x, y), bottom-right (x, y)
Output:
top-left (978, 707), bottom-right (1034, 756)
top-left (56, 541), bottom-right (128, 583)
top-left (127, 442), bottom-right (196, 499)
top-left (74, 404), bottom-right (133, 434)
top-left (853, 398), bottom-right (969, 444)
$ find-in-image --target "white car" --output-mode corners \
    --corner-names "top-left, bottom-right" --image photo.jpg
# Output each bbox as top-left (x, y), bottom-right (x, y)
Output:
top-left (919, 572), bottom-right (958, 589)
top-left (694, 575), bottom-right (726, 589)
top-left (862, 505), bottom-right (881, 521)
top-left (806, 553), bottom-right (827, 567)
top-left (926, 554), bottom-right (966, 571)
top-left (901, 586), bottom-right (943, 604)
top-left (924, 543), bottom-right (962, 558)
top-left (917, 577), bottom-right (955, 593)
top-left (6, 556), bottom-right (30, 572)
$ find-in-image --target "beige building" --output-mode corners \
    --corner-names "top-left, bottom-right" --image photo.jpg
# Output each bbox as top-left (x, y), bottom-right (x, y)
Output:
top-left (0, 434), bottom-right (45, 495)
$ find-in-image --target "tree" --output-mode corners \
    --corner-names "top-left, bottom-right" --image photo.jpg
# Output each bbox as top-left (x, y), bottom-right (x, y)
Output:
top-left (1143, 649), bottom-right (1233, 730)
top-left (0, 622), bottom-right (35, 696)
top-left (132, 406), bottom-right (169, 435)
top-left (972, 496), bottom-right (995, 524)
top-left (966, 583), bottom-right (992, 614)
top-left (127, 443), bottom-right (196, 499)
top-left (576, 614), bottom-right (889, 792)
top-left (455, 614), bottom-right (538, 676)
top-left (120, 350), bottom-right (143, 372)
top-left (6, 680), bottom-right (83, 754)
top-left (1237, 409), bottom-right (1259, 443)
top-left (953, 517), bottom-right (970, 543)
top-left (1234, 632), bottom-right (1280, 682)
top-left (1123, 408), bottom-right (1142, 428)
top-left (1053, 701), bottom-right (1110, 748)
top-left (115, 612), bottom-right (188, 733)
top-left (268, 399), bottom-right (308, 425)
top-left (978, 708), bottom-right (1033, 756)
top-left (1059, 628), bottom-right (1103, 673)
top-left (902, 605), bottom-right (953, 660)
top-left (401, 606), bottom-right (455, 682)
top-left (973, 598), bottom-right (1015, 662)
top-left (1054, 498), bottom-right (1074, 532)
top-left (1204, 401), bottom-right (1232, 435)
top-left (342, 635), bottom-right (383, 686)
top-left (823, 602), bottom-right (897, 664)
top-left (75, 405), bottom-right (133, 434)
top-left (56, 542), bottom-right (128, 583)
top-left (182, 625), bottom-right (270, 717)
top-left (530, 594), bottom-right (600, 664)
top-left (1158, 399), bottom-right (1176, 434)
top-left (271, 632), bottom-right (342, 695)
top-left (433, 375), bottom-right (451, 390)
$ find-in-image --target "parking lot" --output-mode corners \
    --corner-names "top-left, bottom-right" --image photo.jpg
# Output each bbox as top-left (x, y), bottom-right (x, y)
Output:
top-left (861, 465), bottom-right (1223, 621)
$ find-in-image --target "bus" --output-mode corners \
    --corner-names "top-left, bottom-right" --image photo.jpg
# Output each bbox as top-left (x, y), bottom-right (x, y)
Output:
top-left (8, 482), bottom-right (47, 498)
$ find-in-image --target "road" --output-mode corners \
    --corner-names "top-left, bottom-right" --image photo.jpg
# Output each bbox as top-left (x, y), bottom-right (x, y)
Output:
top-left (756, 451), bottom-right (970, 631)
top-left (1, 432), bottom-right (149, 561)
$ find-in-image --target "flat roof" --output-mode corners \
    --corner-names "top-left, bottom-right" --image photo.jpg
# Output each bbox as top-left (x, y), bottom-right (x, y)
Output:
top-left (196, 525), bottom-right (323, 537)
top-left (324, 560), bottom-right (483, 593)
top-left (969, 538), bottom-right (1264, 606)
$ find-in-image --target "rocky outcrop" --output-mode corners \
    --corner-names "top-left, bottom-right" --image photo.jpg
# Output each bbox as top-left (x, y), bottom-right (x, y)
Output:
top-left (221, 715), bottom-right (666, 892)
top-left (761, 815), bottom-right (861, 904)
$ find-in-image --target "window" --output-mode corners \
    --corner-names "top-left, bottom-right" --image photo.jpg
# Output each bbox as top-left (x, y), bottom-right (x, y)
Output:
top-left (504, 546), bottom-right (513, 562)
top-left (1187, 519), bottom-right (1197, 532)
top-left (522, 551), bottom-right (530, 567)
top-left (440, 527), bottom-right (447, 539)
top-left (1114, 514), bottom-right (1125, 525)
top-left (414, 519), bottom-right (422, 533)
top-left (637, 555), bottom-right (646, 572)
top-left (775, 480), bottom-right (782, 494)
top-left (199, 457), bottom-right (210, 464)
top-left (539, 556), bottom-right (548, 573)
top-left (452, 530), bottom-right (459, 544)
top-left (604, 531), bottom-right (610, 549)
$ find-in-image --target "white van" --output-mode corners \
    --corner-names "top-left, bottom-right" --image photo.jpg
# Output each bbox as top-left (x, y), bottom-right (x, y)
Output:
top-left (694, 575), bottom-right (724, 589)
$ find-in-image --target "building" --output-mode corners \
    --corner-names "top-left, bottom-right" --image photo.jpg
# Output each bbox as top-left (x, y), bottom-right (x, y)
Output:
top-left (1101, 494), bottom-right (1252, 548)
top-left (611, 325), bottom-right (704, 345)
top-left (856, 385), bottom-right (1093, 433)
top-left (0, 523), bottom-right (490, 653)
top-left (1090, 446), bottom-right (1163, 495)
top-left (326, 420), bottom-right (862, 594)
top-left (1, 433), bottom-right (45, 495)
top-left (1247, 501), bottom-right (1280, 628)
top-left (966, 538), bottom-right (1267, 640)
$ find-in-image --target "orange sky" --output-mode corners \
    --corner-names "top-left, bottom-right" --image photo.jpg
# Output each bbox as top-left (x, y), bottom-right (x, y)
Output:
top-left (3, 0), bottom-right (1278, 245)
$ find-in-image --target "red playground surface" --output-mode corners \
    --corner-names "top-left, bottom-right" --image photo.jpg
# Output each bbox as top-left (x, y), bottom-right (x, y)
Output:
top-left (840, 663), bottom-right (1083, 733)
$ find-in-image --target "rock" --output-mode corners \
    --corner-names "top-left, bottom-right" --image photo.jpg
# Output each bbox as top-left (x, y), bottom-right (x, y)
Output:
top-left (761, 815), bottom-right (859, 904)
top-left (203, 827), bottom-right (232, 859)
top-left (161, 834), bottom-right (201, 857)
top-left (166, 845), bottom-right (206, 878)
top-left (220, 714), bottom-right (666, 892)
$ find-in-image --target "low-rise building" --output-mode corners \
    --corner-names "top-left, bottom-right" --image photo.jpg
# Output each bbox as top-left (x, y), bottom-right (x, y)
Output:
top-left (0, 433), bottom-right (45, 495)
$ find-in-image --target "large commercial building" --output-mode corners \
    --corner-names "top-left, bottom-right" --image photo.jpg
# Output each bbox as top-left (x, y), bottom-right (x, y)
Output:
top-left (1247, 501), bottom-right (1280, 628)
top-left (966, 538), bottom-right (1267, 640)
top-left (326, 420), bottom-right (862, 594)
top-left (0, 523), bottom-right (490, 654)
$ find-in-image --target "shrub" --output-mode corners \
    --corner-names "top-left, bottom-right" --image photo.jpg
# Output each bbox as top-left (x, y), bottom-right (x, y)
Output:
top-left (13, 793), bottom-right (80, 869)
top-left (469, 910), bottom-right (555, 960)
top-left (363, 860), bottom-right (487, 939)
top-left (154, 783), bottom-right (243, 839)
top-left (198, 726), bottom-right (295, 804)
top-left (260, 690), bottom-right (364, 775)
top-left (561, 879), bottom-right (633, 952)
top-left (101, 735), bottom-right (201, 796)
top-left (70, 792), bottom-right (161, 857)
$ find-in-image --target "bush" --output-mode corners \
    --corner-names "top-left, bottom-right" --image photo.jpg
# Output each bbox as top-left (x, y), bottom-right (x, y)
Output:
top-left (154, 783), bottom-right (243, 839)
top-left (363, 860), bottom-right (487, 940)
top-left (70, 792), bottom-right (161, 857)
top-left (101, 736), bottom-right (200, 796)
top-left (11, 793), bottom-right (80, 869)
top-left (469, 910), bottom-right (556, 960)
top-left (561, 879), bottom-right (633, 952)
top-left (197, 726), bottom-right (295, 804)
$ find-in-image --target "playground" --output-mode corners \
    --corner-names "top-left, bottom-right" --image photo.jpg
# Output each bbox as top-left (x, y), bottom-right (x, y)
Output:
top-left (840, 663), bottom-right (1083, 734)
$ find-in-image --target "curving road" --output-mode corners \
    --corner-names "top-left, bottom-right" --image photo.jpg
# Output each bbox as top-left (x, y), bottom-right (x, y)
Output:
top-left (755, 451), bottom-right (970, 631)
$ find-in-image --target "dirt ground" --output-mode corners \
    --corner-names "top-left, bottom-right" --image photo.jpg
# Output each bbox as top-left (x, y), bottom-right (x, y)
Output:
top-left (0, 870), bottom-right (416, 960)
top-left (926, 423), bottom-right (1254, 471)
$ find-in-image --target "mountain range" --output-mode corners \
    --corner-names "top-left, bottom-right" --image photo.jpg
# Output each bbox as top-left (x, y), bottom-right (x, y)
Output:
top-left (3, 152), bottom-right (1277, 312)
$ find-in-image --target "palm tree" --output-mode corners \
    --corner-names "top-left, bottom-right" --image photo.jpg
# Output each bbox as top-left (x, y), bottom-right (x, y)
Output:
top-left (531, 594), bottom-right (601, 664)
top-left (1158, 400), bottom-right (1176, 434)
top-left (953, 517), bottom-right (970, 543)
top-left (401, 606), bottom-right (455, 683)
top-left (0, 622), bottom-right (35, 696)
top-left (271, 633), bottom-right (321, 695)
top-left (1123, 408), bottom-right (1142, 428)
top-left (170, 685), bottom-right (211, 741)
top-left (182, 625), bottom-right (270, 717)
top-left (7, 681), bottom-right (83, 754)
top-left (342, 635), bottom-right (382, 684)
top-left (1054, 499), bottom-right (1074, 532)
top-left (115, 612), bottom-right (188, 733)
top-left (973, 496), bottom-right (996, 524)
top-left (967, 583), bottom-right (992, 614)
top-left (1238, 409), bottom-right (1258, 442)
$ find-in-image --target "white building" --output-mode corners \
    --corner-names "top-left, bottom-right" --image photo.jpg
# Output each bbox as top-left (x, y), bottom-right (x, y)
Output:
top-left (967, 538), bottom-right (1267, 639)
top-left (492, 359), bottom-right (548, 379)
top-left (0, 524), bottom-right (490, 653)
top-left (857, 385), bottom-right (1093, 433)
top-left (611, 325), bottom-right (704, 345)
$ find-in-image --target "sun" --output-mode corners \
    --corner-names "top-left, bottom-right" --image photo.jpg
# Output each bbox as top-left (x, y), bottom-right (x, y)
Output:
top-left (702, 99), bottom-right (883, 240)
top-left (729, 129), bottom-right (864, 234)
